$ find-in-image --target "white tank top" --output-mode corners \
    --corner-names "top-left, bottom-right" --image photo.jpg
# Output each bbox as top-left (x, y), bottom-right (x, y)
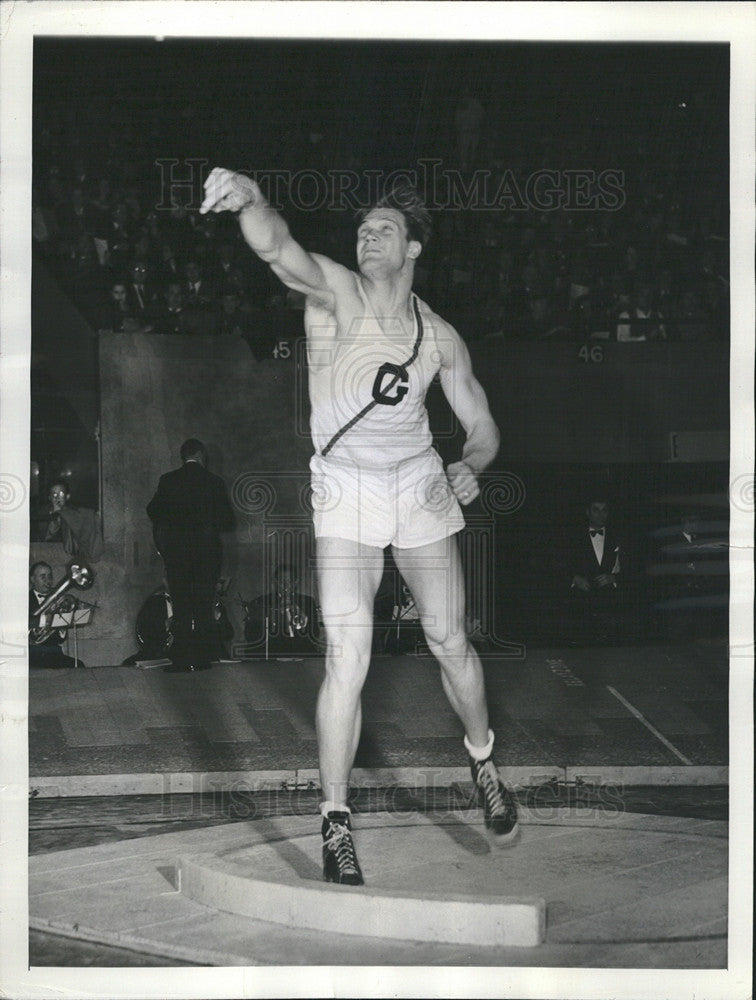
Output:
top-left (308, 280), bottom-right (440, 468)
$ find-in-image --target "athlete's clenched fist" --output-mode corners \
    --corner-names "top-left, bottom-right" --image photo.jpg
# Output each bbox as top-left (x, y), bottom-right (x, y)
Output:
top-left (446, 461), bottom-right (479, 505)
top-left (200, 168), bottom-right (259, 215)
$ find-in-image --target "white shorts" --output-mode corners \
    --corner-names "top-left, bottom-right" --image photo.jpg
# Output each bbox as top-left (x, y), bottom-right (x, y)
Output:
top-left (310, 448), bottom-right (465, 549)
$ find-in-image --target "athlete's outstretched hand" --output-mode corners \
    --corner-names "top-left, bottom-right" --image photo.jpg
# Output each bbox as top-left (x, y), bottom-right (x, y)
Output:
top-left (200, 168), bottom-right (259, 215)
top-left (447, 461), bottom-right (479, 505)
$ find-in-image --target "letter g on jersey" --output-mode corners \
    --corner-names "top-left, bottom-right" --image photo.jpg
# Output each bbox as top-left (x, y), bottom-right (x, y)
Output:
top-left (371, 362), bottom-right (409, 406)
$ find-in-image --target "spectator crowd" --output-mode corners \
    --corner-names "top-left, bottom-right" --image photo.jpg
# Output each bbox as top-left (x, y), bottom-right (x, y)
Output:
top-left (31, 63), bottom-right (729, 350)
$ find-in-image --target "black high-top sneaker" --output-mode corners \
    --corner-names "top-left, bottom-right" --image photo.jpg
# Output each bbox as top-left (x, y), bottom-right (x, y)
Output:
top-left (470, 756), bottom-right (520, 844)
top-left (321, 811), bottom-right (364, 885)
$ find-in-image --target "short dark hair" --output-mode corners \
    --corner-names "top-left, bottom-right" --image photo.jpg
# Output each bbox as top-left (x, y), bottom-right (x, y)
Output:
top-left (30, 561), bottom-right (52, 577)
top-left (180, 438), bottom-right (206, 462)
top-left (357, 183), bottom-right (432, 248)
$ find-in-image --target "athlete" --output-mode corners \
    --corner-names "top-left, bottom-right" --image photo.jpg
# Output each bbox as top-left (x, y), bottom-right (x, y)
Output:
top-left (201, 168), bottom-right (518, 884)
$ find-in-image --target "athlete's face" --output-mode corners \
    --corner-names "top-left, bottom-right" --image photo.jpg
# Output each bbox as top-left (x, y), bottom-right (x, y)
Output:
top-left (356, 208), bottom-right (419, 274)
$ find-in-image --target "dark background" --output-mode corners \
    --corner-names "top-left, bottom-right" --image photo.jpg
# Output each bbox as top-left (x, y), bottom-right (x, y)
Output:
top-left (31, 37), bottom-right (731, 647)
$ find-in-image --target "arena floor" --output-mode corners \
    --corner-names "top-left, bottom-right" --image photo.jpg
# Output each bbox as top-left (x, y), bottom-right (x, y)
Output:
top-left (21, 636), bottom-right (739, 973)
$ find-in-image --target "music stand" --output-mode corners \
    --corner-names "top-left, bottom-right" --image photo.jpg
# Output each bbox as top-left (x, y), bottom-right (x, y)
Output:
top-left (56, 604), bottom-right (94, 667)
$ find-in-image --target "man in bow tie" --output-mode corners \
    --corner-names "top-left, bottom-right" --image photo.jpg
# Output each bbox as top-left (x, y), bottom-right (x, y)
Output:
top-left (28, 562), bottom-right (84, 668)
top-left (571, 498), bottom-right (621, 594)
top-left (564, 496), bottom-right (627, 644)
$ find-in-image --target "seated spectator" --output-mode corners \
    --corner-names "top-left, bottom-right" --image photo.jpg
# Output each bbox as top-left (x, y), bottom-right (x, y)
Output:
top-left (702, 277), bottom-right (730, 341)
top-left (131, 233), bottom-right (157, 272)
top-left (646, 508), bottom-right (729, 640)
top-left (152, 279), bottom-right (219, 336)
top-left (86, 182), bottom-right (113, 267)
top-left (562, 496), bottom-right (634, 644)
top-left (156, 242), bottom-right (182, 287)
top-left (616, 244), bottom-right (642, 293)
top-left (87, 176), bottom-right (113, 231)
top-left (243, 564), bottom-right (320, 659)
top-left (31, 482), bottom-right (104, 562)
top-left (105, 202), bottom-right (133, 272)
top-left (568, 289), bottom-right (607, 340)
top-left (212, 241), bottom-right (240, 290)
top-left (55, 186), bottom-right (94, 252)
top-left (654, 267), bottom-right (676, 317)
top-left (191, 212), bottom-right (220, 264)
top-left (32, 187), bottom-right (59, 252)
top-left (161, 200), bottom-right (194, 250)
top-left (219, 290), bottom-right (252, 337)
top-left (184, 259), bottom-right (216, 307)
top-left (150, 282), bottom-right (187, 335)
top-left (569, 498), bottom-right (622, 596)
top-left (605, 270), bottom-right (632, 323)
top-left (670, 289), bottom-right (712, 342)
top-left (28, 561), bottom-right (86, 669)
top-left (142, 210), bottom-right (164, 247)
top-left (97, 279), bottom-right (152, 333)
top-left (616, 284), bottom-right (666, 342)
top-left (225, 264), bottom-right (255, 301)
top-left (127, 260), bottom-right (159, 317)
top-left (59, 233), bottom-right (112, 320)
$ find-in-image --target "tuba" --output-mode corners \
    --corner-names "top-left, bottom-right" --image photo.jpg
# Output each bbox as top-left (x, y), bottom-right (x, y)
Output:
top-left (30, 561), bottom-right (95, 645)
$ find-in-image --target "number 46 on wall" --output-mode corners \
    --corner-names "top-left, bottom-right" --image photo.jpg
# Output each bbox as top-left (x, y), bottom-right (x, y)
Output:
top-left (578, 344), bottom-right (604, 363)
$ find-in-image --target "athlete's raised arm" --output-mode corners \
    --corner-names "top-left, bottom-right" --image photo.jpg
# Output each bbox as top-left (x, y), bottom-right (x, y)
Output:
top-left (434, 318), bottom-right (500, 505)
top-left (200, 167), bottom-right (351, 308)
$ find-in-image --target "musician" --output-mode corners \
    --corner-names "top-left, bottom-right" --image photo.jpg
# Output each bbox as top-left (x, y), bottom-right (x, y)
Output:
top-left (244, 563), bottom-right (320, 658)
top-left (28, 562), bottom-right (85, 669)
top-left (30, 482), bottom-right (104, 562)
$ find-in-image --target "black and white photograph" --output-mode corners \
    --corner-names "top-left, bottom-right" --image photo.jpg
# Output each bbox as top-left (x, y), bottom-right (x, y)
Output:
top-left (0, 2), bottom-right (753, 998)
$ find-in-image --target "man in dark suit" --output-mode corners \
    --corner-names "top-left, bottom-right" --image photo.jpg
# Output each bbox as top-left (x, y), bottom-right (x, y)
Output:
top-left (28, 562), bottom-right (84, 668)
top-left (147, 439), bottom-right (235, 671)
top-left (150, 282), bottom-right (187, 335)
top-left (569, 498), bottom-right (622, 594)
top-left (184, 260), bottom-right (216, 307)
top-left (566, 497), bottom-right (624, 643)
top-left (127, 260), bottom-right (159, 318)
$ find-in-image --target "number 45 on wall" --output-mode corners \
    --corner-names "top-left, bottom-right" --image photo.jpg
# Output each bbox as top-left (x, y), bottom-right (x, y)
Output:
top-left (273, 340), bottom-right (291, 360)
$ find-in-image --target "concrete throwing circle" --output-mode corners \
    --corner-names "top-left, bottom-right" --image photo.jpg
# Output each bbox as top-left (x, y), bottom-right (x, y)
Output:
top-left (177, 808), bottom-right (727, 951)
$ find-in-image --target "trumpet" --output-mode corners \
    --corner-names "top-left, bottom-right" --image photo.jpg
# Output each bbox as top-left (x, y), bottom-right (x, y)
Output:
top-left (284, 599), bottom-right (308, 636)
top-left (30, 561), bottom-right (95, 645)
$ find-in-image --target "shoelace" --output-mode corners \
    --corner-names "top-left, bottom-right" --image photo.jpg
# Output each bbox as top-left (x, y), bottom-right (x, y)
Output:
top-left (324, 823), bottom-right (360, 875)
top-left (477, 760), bottom-right (507, 815)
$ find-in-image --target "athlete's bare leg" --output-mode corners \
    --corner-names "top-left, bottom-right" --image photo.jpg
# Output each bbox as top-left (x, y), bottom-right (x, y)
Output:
top-left (315, 536), bottom-right (385, 808)
top-left (391, 534), bottom-right (489, 747)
